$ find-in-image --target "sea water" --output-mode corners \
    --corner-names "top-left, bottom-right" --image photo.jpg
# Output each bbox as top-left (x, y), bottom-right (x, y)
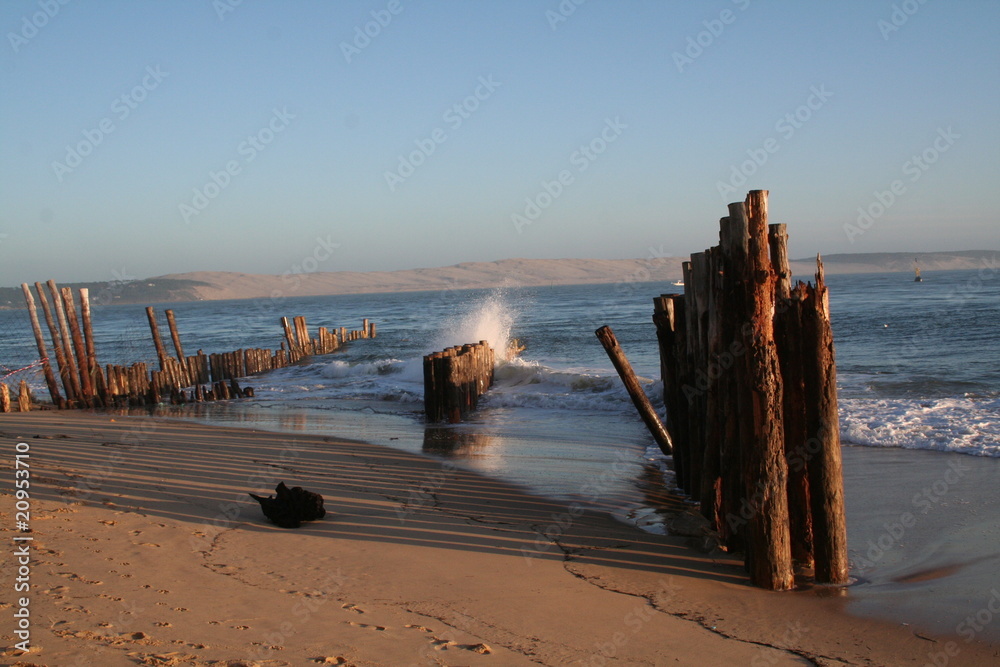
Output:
top-left (1, 268), bottom-right (998, 528)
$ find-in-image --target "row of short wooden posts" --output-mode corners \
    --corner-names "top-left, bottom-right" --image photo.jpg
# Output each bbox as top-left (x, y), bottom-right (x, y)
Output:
top-left (652, 190), bottom-right (848, 591)
top-left (16, 280), bottom-right (374, 409)
top-left (423, 341), bottom-right (495, 423)
top-left (281, 315), bottom-right (374, 356)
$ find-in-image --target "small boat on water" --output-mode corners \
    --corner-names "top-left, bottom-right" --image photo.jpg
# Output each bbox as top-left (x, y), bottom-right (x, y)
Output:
top-left (672, 280), bottom-right (684, 287)
top-left (914, 259), bottom-right (922, 282)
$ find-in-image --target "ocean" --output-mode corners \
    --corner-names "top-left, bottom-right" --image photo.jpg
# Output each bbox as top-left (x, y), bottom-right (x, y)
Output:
top-left (2, 266), bottom-right (999, 623)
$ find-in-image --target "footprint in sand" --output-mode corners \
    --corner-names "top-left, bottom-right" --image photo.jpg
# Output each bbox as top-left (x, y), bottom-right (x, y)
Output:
top-left (58, 572), bottom-right (102, 585)
top-left (341, 603), bottom-right (364, 614)
top-left (428, 637), bottom-right (492, 654)
top-left (155, 622), bottom-right (172, 627)
top-left (232, 625), bottom-right (250, 630)
top-left (405, 624), bottom-right (434, 633)
top-left (138, 543), bottom-right (162, 548)
top-left (99, 520), bottom-right (117, 526)
top-left (174, 607), bottom-right (188, 612)
top-left (312, 658), bottom-right (350, 665)
top-left (346, 621), bottom-right (385, 631)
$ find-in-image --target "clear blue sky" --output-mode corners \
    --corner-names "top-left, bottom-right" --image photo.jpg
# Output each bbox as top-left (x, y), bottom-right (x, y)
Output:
top-left (1, 0), bottom-right (997, 285)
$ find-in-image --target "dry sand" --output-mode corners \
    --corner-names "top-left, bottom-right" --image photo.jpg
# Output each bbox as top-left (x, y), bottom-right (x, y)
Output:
top-left (2, 411), bottom-right (998, 666)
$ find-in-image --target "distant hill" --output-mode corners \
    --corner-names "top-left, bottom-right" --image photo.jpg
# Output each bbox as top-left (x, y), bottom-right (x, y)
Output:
top-left (0, 278), bottom-right (211, 310)
top-left (2, 251), bottom-right (995, 308)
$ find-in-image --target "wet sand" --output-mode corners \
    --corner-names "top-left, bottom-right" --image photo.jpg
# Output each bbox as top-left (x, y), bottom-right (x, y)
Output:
top-left (2, 411), bottom-right (998, 666)
top-left (842, 445), bottom-right (1000, 644)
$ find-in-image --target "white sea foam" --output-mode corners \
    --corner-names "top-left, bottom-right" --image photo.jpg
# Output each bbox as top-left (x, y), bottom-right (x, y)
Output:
top-left (840, 395), bottom-right (1000, 457)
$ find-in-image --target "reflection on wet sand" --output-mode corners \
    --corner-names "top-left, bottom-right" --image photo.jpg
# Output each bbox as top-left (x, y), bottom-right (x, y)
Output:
top-left (422, 425), bottom-right (497, 457)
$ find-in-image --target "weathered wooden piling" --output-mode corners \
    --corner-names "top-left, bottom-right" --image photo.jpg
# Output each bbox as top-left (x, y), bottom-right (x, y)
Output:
top-left (21, 283), bottom-right (63, 407)
top-left (0, 383), bottom-right (10, 412)
top-left (10, 288), bottom-right (374, 410)
top-left (146, 306), bottom-right (170, 372)
top-left (595, 325), bottom-right (673, 456)
top-left (423, 341), bottom-right (494, 423)
top-left (47, 280), bottom-right (83, 403)
top-left (17, 380), bottom-right (32, 412)
top-left (34, 282), bottom-right (75, 404)
top-left (652, 190), bottom-right (847, 590)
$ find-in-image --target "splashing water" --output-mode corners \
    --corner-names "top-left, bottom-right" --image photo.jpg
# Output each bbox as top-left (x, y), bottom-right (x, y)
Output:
top-left (429, 288), bottom-right (518, 362)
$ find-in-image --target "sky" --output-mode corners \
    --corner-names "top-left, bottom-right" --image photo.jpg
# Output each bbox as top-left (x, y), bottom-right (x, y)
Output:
top-left (1, 0), bottom-right (998, 286)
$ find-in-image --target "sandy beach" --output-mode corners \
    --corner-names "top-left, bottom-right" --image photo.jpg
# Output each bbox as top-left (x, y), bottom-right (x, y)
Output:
top-left (2, 411), bottom-right (998, 666)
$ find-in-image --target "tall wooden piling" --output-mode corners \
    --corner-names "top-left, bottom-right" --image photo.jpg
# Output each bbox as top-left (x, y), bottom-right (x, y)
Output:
top-left (165, 309), bottom-right (186, 363)
top-left (78, 288), bottom-right (105, 405)
top-left (801, 257), bottom-right (849, 584)
top-left (47, 280), bottom-right (83, 403)
top-left (21, 283), bottom-right (63, 406)
top-left (146, 307), bottom-right (169, 371)
top-left (34, 282), bottom-right (75, 403)
top-left (60, 287), bottom-right (95, 405)
top-left (739, 190), bottom-right (793, 591)
top-left (651, 189), bottom-right (846, 591)
top-left (596, 325), bottom-right (673, 456)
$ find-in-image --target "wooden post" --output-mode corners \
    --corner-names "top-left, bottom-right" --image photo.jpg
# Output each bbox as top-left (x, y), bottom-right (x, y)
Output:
top-left (78, 288), bottom-right (105, 406)
top-left (60, 287), bottom-right (95, 404)
top-left (46, 280), bottom-right (83, 402)
top-left (769, 224), bottom-right (792, 300)
top-left (771, 222), bottom-right (814, 567)
top-left (146, 307), bottom-right (169, 371)
top-left (34, 282), bottom-right (75, 403)
top-left (740, 190), bottom-right (793, 591)
top-left (802, 256), bottom-right (849, 584)
top-left (652, 293), bottom-right (687, 476)
top-left (281, 317), bottom-right (297, 353)
top-left (0, 384), bottom-right (9, 412)
top-left (21, 283), bottom-right (63, 407)
top-left (165, 309), bottom-right (186, 363)
top-left (719, 206), bottom-right (751, 551)
top-left (595, 325), bottom-right (673, 456)
top-left (17, 380), bottom-right (31, 412)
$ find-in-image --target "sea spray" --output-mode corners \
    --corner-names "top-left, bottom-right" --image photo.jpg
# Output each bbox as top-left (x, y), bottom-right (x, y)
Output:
top-left (429, 287), bottom-right (519, 362)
